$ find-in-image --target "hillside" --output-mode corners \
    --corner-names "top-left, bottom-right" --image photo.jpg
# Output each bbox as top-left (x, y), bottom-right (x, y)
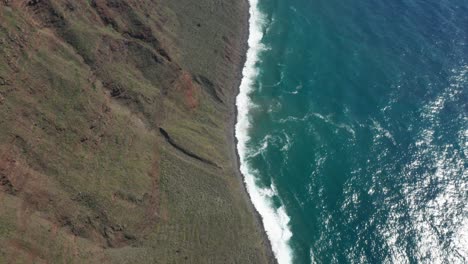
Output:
top-left (0, 0), bottom-right (274, 263)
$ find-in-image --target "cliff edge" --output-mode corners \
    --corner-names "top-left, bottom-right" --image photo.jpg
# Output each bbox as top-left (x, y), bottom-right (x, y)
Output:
top-left (0, 0), bottom-right (274, 263)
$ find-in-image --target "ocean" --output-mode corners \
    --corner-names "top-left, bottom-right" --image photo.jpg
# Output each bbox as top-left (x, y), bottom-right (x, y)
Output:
top-left (235, 0), bottom-right (468, 263)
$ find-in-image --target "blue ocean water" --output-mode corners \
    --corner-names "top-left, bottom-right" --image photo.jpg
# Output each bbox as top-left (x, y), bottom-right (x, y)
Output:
top-left (236, 0), bottom-right (468, 263)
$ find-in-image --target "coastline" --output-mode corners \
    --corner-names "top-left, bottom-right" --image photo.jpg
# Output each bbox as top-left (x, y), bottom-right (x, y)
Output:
top-left (0, 0), bottom-right (277, 262)
top-left (226, 0), bottom-right (278, 263)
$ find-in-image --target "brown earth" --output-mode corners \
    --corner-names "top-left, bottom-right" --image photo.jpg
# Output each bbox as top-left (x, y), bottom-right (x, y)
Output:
top-left (0, 0), bottom-right (276, 263)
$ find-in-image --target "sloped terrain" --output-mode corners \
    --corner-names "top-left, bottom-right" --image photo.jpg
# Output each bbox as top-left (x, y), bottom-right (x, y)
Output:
top-left (0, 0), bottom-right (273, 263)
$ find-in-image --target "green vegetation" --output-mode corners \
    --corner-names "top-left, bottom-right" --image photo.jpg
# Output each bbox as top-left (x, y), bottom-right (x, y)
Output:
top-left (0, 0), bottom-right (273, 263)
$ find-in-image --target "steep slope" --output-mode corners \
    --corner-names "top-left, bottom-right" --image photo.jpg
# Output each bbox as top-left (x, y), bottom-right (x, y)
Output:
top-left (0, 0), bottom-right (274, 263)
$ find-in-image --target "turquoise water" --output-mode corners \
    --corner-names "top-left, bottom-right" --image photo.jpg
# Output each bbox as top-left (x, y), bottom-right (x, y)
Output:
top-left (236, 0), bottom-right (468, 263)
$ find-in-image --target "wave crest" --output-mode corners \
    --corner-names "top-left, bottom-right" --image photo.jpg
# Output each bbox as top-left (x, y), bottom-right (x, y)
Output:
top-left (235, 1), bottom-right (294, 263)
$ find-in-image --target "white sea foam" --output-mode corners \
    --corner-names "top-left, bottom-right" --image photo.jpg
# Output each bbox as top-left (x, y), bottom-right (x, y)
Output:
top-left (281, 131), bottom-right (293, 152)
top-left (235, 1), bottom-right (293, 263)
top-left (310, 112), bottom-right (356, 138)
top-left (371, 119), bottom-right (397, 146)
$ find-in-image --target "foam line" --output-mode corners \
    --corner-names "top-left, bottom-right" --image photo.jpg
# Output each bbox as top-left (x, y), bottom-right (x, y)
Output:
top-left (235, 1), bottom-right (293, 263)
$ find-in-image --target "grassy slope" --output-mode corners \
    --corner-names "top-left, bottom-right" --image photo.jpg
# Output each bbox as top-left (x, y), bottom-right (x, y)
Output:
top-left (0, 0), bottom-right (273, 263)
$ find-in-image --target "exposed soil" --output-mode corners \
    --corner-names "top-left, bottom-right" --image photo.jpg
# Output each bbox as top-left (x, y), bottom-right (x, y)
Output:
top-left (0, 0), bottom-right (276, 262)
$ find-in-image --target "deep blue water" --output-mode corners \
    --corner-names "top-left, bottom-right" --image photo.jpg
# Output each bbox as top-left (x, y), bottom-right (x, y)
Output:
top-left (236, 0), bottom-right (468, 263)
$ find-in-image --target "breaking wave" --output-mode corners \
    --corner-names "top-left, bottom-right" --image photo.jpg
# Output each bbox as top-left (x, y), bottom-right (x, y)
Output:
top-left (235, 0), bottom-right (294, 263)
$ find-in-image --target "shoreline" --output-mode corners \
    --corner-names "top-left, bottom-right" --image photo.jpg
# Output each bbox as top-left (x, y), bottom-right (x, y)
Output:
top-left (226, 0), bottom-right (278, 263)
